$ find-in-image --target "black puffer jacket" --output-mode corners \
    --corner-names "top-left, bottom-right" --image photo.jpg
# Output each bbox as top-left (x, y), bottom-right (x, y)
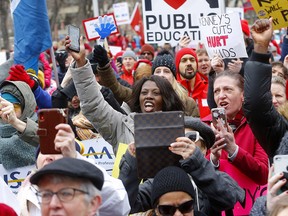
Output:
top-left (243, 51), bottom-right (288, 158)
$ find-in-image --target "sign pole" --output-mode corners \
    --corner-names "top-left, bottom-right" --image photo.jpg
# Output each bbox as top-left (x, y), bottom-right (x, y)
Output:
top-left (92, 0), bottom-right (99, 17)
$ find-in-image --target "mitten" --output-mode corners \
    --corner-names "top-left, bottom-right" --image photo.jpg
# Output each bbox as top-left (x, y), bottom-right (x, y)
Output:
top-left (7, 65), bottom-right (37, 91)
top-left (93, 45), bottom-right (110, 67)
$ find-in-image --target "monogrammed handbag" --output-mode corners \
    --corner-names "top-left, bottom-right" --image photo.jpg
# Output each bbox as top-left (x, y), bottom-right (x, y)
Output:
top-left (134, 111), bottom-right (184, 178)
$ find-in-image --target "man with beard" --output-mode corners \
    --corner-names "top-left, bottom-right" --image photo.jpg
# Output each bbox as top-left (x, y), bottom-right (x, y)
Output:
top-left (175, 48), bottom-right (210, 118)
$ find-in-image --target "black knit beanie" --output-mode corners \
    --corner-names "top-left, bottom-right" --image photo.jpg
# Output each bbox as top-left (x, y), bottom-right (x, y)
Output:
top-left (152, 54), bottom-right (176, 78)
top-left (151, 166), bottom-right (195, 207)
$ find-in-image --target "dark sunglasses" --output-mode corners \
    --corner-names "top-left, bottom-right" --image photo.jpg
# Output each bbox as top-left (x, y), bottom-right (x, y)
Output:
top-left (185, 131), bottom-right (200, 142)
top-left (157, 199), bottom-right (194, 215)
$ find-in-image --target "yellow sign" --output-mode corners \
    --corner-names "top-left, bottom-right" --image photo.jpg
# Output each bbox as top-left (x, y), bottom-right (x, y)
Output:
top-left (250, 0), bottom-right (288, 29)
top-left (112, 143), bottom-right (128, 178)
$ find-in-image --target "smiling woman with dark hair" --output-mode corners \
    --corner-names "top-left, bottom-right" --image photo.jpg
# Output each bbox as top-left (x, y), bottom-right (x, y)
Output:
top-left (65, 38), bottom-right (184, 152)
top-left (128, 75), bottom-right (184, 113)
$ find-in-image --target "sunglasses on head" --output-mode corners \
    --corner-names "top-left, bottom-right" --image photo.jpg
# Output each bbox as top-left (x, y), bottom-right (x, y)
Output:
top-left (185, 131), bottom-right (200, 142)
top-left (157, 199), bottom-right (194, 215)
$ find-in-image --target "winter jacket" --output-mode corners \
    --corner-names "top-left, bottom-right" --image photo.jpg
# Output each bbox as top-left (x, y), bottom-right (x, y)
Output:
top-left (33, 85), bottom-right (52, 109)
top-left (249, 196), bottom-right (266, 216)
top-left (0, 81), bottom-right (38, 169)
top-left (98, 62), bottom-right (133, 104)
top-left (120, 66), bottom-right (134, 85)
top-left (203, 111), bottom-right (269, 215)
top-left (70, 60), bottom-right (135, 151)
top-left (177, 72), bottom-right (210, 118)
top-left (119, 147), bottom-right (245, 216)
top-left (280, 36), bottom-right (288, 62)
top-left (99, 62), bottom-right (199, 117)
top-left (243, 51), bottom-right (288, 158)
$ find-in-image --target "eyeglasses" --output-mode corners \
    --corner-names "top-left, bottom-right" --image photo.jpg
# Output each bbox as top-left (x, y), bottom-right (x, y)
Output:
top-left (36, 188), bottom-right (89, 204)
top-left (185, 131), bottom-right (201, 142)
top-left (157, 200), bottom-right (194, 215)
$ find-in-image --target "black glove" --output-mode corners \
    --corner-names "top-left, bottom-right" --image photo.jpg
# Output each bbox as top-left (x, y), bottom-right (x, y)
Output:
top-left (93, 45), bottom-right (109, 67)
top-left (55, 50), bottom-right (68, 71)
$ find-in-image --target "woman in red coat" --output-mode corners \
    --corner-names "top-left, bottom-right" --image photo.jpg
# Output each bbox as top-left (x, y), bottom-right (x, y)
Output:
top-left (202, 72), bottom-right (269, 215)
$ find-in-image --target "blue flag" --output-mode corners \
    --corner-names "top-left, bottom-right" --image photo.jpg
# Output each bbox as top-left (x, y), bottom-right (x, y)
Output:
top-left (11, 0), bottom-right (52, 72)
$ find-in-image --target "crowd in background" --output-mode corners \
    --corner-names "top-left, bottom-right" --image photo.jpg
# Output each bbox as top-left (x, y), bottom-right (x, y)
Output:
top-left (0, 16), bottom-right (287, 216)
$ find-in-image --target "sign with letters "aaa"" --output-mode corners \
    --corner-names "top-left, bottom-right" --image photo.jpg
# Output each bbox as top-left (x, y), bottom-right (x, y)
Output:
top-left (142, 0), bottom-right (224, 46)
top-left (250, 0), bottom-right (288, 29)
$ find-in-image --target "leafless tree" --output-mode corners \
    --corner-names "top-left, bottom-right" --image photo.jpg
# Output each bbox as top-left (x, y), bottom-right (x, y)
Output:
top-left (0, 0), bottom-right (10, 50)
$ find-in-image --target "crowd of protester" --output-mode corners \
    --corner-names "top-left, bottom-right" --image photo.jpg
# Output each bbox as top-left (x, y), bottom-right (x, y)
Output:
top-left (0, 15), bottom-right (288, 216)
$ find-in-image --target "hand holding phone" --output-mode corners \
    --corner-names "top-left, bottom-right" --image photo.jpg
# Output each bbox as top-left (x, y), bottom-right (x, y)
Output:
top-left (68, 25), bottom-right (80, 53)
top-left (211, 107), bottom-right (228, 130)
top-left (37, 108), bottom-right (68, 154)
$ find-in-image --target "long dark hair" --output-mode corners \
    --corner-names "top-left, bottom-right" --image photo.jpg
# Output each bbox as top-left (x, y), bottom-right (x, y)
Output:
top-left (128, 75), bottom-right (184, 113)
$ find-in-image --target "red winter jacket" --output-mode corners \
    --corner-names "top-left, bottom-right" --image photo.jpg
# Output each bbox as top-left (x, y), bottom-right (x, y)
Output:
top-left (177, 72), bottom-right (210, 118)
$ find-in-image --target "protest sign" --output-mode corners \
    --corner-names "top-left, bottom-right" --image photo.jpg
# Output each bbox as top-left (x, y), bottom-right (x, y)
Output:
top-left (199, 12), bottom-right (248, 59)
top-left (81, 137), bottom-right (115, 175)
top-left (0, 164), bottom-right (34, 194)
top-left (82, 13), bottom-right (119, 41)
top-left (0, 51), bottom-right (7, 65)
top-left (250, 0), bottom-right (288, 29)
top-left (113, 2), bottom-right (130, 25)
top-left (226, 7), bottom-right (244, 19)
top-left (141, 0), bottom-right (224, 46)
top-left (0, 137), bottom-right (115, 194)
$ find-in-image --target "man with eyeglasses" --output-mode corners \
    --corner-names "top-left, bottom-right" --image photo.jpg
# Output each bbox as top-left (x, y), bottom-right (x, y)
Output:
top-left (30, 157), bottom-right (104, 216)
top-left (140, 44), bottom-right (155, 62)
top-left (16, 123), bottom-right (130, 216)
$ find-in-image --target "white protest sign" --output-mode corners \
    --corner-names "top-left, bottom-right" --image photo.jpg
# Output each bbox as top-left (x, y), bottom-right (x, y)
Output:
top-left (109, 45), bottom-right (122, 56)
top-left (113, 2), bottom-right (130, 25)
top-left (199, 12), bottom-right (248, 59)
top-left (0, 51), bottom-right (7, 65)
top-left (0, 164), bottom-right (34, 194)
top-left (80, 137), bottom-right (115, 175)
top-left (0, 137), bottom-right (115, 194)
top-left (142, 0), bottom-right (224, 46)
top-left (226, 7), bottom-right (244, 19)
top-left (82, 13), bottom-right (119, 41)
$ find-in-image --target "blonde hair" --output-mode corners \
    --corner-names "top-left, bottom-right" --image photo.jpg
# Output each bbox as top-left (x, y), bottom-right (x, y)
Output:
top-left (272, 76), bottom-right (286, 89)
top-left (171, 78), bottom-right (189, 102)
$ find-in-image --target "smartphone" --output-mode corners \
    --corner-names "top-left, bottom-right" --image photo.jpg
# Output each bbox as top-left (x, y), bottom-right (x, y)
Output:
top-left (116, 56), bottom-right (122, 65)
top-left (68, 25), bottom-right (80, 53)
top-left (273, 155), bottom-right (288, 193)
top-left (37, 108), bottom-right (68, 154)
top-left (211, 107), bottom-right (228, 130)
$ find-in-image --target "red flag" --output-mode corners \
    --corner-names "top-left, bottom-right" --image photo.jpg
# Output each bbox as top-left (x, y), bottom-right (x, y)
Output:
top-left (130, 3), bottom-right (144, 43)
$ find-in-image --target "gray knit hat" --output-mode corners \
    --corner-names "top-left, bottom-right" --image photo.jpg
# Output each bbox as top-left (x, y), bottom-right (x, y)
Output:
top-left (151, 166), bottom-right (195, 207)
top-left (152, 54), bottom-right (176, 77)
top-left (184, 116), bottom-right (215, 149)
top-left (122, 50), bottom-right (137, 61)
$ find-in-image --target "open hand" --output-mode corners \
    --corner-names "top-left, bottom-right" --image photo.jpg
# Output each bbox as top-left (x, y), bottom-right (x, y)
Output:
top-left (95, 15), bottom-right (117, 39)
